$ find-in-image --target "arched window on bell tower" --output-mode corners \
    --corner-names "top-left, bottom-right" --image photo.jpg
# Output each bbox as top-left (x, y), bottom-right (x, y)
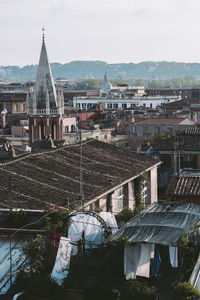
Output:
top-left (39, 123), bottom-right (45, 140)
top-left (51, 123), bottom-right (56, 140)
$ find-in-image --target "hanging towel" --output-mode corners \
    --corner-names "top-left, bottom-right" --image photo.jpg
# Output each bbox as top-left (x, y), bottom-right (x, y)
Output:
top-left (124, 243), bottom-right (141, 279)
top-left (136, 243), bottom-right (152, 278)
top-left (152, 245), bottom-right (161, 277)
top-left (51, 237), bottom-right (72, 286)
top-left (169, 246), bottom-right (178, 268)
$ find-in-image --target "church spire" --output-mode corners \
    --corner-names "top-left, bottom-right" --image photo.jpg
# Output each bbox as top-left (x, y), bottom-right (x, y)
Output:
top-left (104, 71), bottom-right (108, 82)
top-left (34, 29), bottom-right (58, 111)
top-left (42, 26), bottom-right (45, 43)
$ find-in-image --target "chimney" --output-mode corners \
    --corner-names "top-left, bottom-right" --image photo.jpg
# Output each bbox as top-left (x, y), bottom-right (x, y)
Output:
top-left (1, 108), bottom-right (7, 133)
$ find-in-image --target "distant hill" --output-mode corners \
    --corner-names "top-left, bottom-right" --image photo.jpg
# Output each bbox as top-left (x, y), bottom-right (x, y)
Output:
top-left (1, 61), bottom-right (200, 82)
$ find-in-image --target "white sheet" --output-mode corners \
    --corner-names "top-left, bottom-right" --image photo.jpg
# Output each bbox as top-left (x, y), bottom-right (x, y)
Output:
top-left (136, 243), bottom-right (152, 278)
top-left (51, 237), bottom-right (72, 286)
top-left (124, 243), bottom-right (152, 279)
top-left (124, 243), bottom-right (141, 279)
top-left (169, 246), bottom-right (178, 268)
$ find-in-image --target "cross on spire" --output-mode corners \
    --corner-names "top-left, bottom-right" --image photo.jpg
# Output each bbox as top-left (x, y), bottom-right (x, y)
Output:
top-left (42, 26), bottom-right (45, 42)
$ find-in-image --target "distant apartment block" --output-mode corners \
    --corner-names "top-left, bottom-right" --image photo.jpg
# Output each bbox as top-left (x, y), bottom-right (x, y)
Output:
top-left (73, 95), bottom-right (181, 110)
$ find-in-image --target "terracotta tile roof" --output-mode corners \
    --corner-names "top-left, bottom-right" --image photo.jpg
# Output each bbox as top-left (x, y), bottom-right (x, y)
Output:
top-left (166, 175), bottom-right (200, 197)
top-left (162, 99), bottom-right (196, 108)
top-left (135, 118), bottom-right (187, 125)
top-left (183, 128), bottom-right (200, 135)
top-left (0, 140), bottom-right (159, 210)
top-left (153, 134), bottom-right (200, 151)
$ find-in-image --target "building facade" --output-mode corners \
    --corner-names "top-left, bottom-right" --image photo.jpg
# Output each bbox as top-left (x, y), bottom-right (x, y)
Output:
top-left (73, 95), bottom-right (181, 110)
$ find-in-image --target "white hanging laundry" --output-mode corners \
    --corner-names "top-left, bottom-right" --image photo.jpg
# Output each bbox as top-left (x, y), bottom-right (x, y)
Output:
top-left (124, 243), bottom-right (141, 280)
top-left (169, 246), bottom-right (178, 268)
top-left (99, 212), bottom-right (118, 234)
top-left (136, 243), bottom-right (152, 278)
top-left (124, 243), bottom-right (152, 280)
top-left (51, 237), bottom-right (72, 286)
top-left (150, 244), bottom-right (155, 259)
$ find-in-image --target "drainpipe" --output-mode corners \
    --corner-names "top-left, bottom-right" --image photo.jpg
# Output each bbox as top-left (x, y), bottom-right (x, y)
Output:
top-left (1, 107), bottom-right (7, 134)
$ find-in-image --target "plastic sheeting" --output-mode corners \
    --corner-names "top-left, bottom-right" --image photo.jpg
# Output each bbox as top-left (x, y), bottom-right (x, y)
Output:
top-left (0, 238), bottom-right (25, 295)
top-left (51, 237), bottom-right (72, 286)
top-left (99, 212), bottom-right (118, 234)
top-left (68, 212), bottom-right (118, 249)
top-left (110, 203), bottom-right (200, 246)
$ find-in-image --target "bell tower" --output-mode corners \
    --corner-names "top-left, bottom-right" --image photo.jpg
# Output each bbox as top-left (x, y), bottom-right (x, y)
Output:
top-left (27, 29), bottom-right (64, 146)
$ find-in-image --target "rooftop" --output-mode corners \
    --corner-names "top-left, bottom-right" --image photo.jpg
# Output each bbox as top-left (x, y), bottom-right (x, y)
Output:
top-left (0, 140), bottom-right (159, 210)
top-left (166, 175), bottom-right (200, 198)
top-left (135, 118), bottom-right (194, 125)
top-left (0, 93), bottom-right (26, 102)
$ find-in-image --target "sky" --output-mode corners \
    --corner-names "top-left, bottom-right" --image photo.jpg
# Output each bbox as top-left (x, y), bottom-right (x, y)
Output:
top-left (0, 0), bottom-right (200, 66)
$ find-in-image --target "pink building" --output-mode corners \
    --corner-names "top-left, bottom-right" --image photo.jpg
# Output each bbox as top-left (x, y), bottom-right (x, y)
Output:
top-left (63, 117), bottom-right (77, 133)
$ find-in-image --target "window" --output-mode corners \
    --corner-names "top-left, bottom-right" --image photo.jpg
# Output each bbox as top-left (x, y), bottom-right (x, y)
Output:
top-left (71, 125), bottom-right (75, 132)
top-left (150, 103), bottom-right (152, 108)
top-left (104, 135), bottom-right (107, 140)
top-left (117, 187), bottom-right (124, 211)
top-left (65, 126), bottom-right (69, 133)
top-left (131, 104), bottom-right (136, 108)
top-left (143, 103), bottom-right (146, 108)
top-left (122, 103), bottom-right (127, 109)
top-left (23, 103), bottom-right (26, 112)
top-left (155, 127), bottom-right (160, 134)
top-left (95, 136), bottom-right (98, 140)
top-left (113, 104), bottom-right (118, 109)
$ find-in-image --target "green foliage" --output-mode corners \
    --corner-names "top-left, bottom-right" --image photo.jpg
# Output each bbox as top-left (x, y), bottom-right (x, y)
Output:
top-left (65, 239), bottom-right (125, 293)
top-left (44, 209), bottom-right (71, 234)
top-left (152, 134), bottom-right (169, 144)
top-left (171, 282), bottom-right (200, 300)
top-left (23, 234), bottom-right (56, 275)
top-left (147, 76), bottom-right (200, 89)
top-left (81, 79), bottom-right (103, 89)
top-left (120, 280), bottom-right (156, 300)
top-left (116, 206), bottom-right (144, 225)
top-left (179, 235), bottom-right (199, 281)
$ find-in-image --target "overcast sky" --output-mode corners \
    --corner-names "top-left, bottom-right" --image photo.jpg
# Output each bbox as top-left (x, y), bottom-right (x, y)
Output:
top-left (0, 0), bottom-right (200, 66)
